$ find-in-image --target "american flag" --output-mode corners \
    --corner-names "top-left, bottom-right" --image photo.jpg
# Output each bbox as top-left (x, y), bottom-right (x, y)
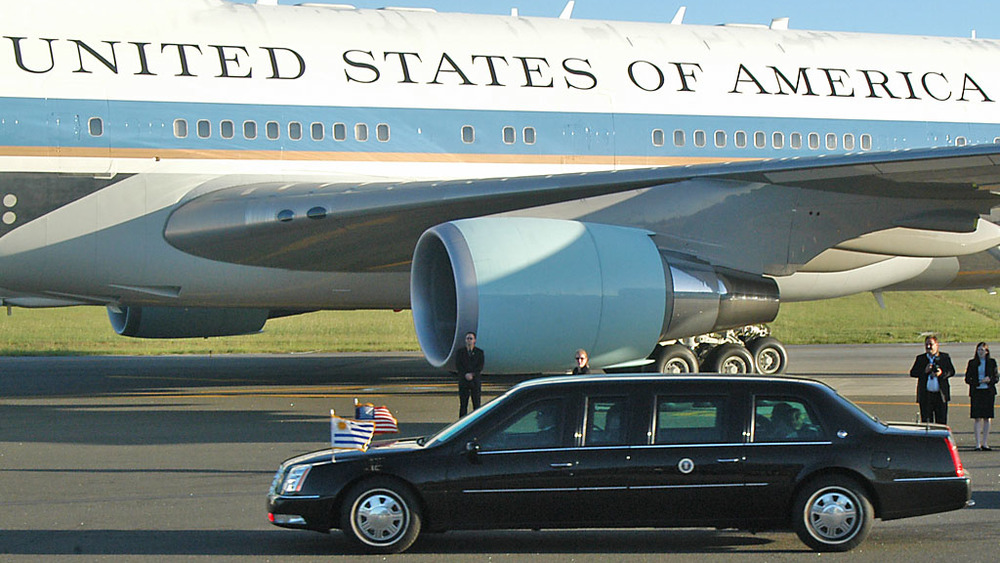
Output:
top-left (355, 401), bottom-right (399, 434)
top-left (372, 405), bottom-right (399, 434)
top-left (331, 411), bottom-right (375, 450)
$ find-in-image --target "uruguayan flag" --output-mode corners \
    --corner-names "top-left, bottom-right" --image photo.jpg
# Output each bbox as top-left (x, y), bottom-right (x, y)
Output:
top-left (331, 410), bottom-right (375, 451)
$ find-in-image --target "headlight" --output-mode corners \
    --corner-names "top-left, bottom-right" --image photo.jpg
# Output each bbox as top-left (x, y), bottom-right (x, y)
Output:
top-left (281, 465), bottom-right (311, 494)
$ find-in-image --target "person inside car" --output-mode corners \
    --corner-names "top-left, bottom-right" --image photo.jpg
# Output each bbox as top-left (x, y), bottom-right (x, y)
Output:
top-left (771, 402), bottom-right (805, 439)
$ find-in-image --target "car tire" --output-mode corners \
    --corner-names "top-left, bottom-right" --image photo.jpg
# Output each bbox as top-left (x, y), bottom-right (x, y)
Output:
top-left (747, 337), bottom-right (787, 374)
top-left (340, 477), bottom-right (422, 554)
top-left (653, 344), bottom-right (700, 373)
top-left (793, 476), bottom-right (873, 552)
top-left (708, 343), bottom-right (753, 374)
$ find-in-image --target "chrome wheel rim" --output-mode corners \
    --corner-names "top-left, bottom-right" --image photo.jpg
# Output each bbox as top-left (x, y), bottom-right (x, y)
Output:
top-left (352, 489), bottom-right (408, 545)
top-left (806, 487), bottom-right (860, 543)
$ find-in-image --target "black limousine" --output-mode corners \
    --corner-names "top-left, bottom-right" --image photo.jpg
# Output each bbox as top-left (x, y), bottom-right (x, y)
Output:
top-left (268, 375), bottom-right (970, 553)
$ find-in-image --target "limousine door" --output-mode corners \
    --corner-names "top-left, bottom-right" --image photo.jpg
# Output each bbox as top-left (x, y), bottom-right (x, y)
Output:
top-left (626, 394), bottom-right (748, 527)
top-left (445, 397), bottom-right (579, 528)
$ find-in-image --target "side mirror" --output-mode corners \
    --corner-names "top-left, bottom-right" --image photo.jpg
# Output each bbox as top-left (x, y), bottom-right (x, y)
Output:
top-left (465, 440), bottom-right (481, 463)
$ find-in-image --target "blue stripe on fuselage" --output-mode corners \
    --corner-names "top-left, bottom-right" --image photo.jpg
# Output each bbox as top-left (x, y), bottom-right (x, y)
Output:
top-left (0, 96), bottom-right (990, 159)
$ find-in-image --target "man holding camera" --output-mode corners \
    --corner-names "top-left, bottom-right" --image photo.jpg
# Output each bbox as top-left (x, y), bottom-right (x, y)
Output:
top-left (910, 335), bottom-right (955, 424)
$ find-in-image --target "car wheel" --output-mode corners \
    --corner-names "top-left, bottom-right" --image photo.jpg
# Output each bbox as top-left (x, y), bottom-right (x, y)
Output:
top-left (708, 343), bottom-right (753, 374)
top-left (747, 337), bottom-right (787, 374)
top-left (793, 476), bottom-right (873, 552)
top-left (340, 477), bottom-right (422, 554)
top-left (653, 344), bottom-right (699, 373)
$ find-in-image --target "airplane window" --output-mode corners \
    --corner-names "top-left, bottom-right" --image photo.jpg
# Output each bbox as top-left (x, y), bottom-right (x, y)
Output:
top-left (355, 123), bottom-right (368, 142)
top-left (523, 127), bottom-right (536, 145)
top-left (197, 119), bottom-right (211, 139)
top-left (88, 117), bottom-right (103, 137)
top-left (790, 132), bottom-right (802, 149)
top-left (376, 123), bottom-right (389, 142)
top-left (673, 130), bottom-right (685, 147)
top-left (266, 121), bottom-right (280, 140)
top-left (714, 130), bottom-right (726, 148)
top-left (289, 122), bottom-right (302, 141)
top-left (956, 136), bottom-right (967, 146)
top-left (826, 133), bottom-right (837, 150)
top-left (694, 130), bottom-right (706, 147)
top-left (503, 126), bottom-right (516, 144)
top-left (844, 133), bottom-right (855, 150)
top-left (173, 119), bottom-right (188, 138)
top-left (754, 131), bottom-right (765, 148)
top-left (220, 120), bottom-right (234, 139)
top-left (652, 129), bottom-right (664, 147)
top-left (333, 123), bottom-right (347, 141)
top-left (995, 137), bottom-right (1000, 144)
top-left (808, 132), bottom-right (820, 150)
top-left (861, 134), bottom-right (872, 150)
top-left (772, 132), bottom-right (784, 149)
top-left (311, 122), bottom-right (324, 141)
top-left (735, 131), bottom-right (747, 148)
top-left (461, 125), bottom-right (475, 144)
top-left (276, 209), bottom-right (294, 222)
top-left (243, 121), bottom-right (257, 140)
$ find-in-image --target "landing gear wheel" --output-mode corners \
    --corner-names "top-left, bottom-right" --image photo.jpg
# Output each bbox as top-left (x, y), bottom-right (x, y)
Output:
top-left (708, 343), bottom-right (753, 374)
top-left (793, 476), bottom-right (873, 552)
top-left (341, 477), bottom-right (422, 554)
top-left (652, 344), bottom-right (700, 373)
top-left (747, 337), bottom-right (787, 374)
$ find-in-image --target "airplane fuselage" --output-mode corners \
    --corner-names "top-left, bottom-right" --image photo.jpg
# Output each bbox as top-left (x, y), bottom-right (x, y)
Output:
top-left (0, 1), bottom-right (998, 369)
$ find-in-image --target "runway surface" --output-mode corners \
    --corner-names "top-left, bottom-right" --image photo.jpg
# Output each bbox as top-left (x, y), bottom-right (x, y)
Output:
top-left (2, 343), bottom-right (998, 562)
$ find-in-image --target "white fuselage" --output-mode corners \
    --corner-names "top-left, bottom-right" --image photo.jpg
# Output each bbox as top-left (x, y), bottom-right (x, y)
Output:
top-left (0, 0), bottom-right (998, 309)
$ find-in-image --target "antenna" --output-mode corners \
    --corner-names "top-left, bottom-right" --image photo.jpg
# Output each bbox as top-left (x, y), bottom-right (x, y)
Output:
top-left (560, 1), bottom-right (575, 19)
top-left (770, 17), bottom-right (789, 30)
top-left (511, 7), bottom-right (518, 17)
top-left (671, 6), bottom-right (686, 25)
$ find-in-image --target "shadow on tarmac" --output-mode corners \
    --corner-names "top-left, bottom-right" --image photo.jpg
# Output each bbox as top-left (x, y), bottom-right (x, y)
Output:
top-left (0, 528), bottom-right (786, 556)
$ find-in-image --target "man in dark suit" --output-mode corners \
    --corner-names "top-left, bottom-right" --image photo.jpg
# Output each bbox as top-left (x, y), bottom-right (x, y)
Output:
top-left (455, 331), bottom-right (485, 417)
top-left (910, 335), bottom-right (955, 424)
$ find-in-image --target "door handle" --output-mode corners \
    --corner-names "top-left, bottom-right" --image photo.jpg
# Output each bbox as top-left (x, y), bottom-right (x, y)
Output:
top-left (716, 458), bottom-right (742, 463)
top-left (549, 462), bottom-right (574, 468)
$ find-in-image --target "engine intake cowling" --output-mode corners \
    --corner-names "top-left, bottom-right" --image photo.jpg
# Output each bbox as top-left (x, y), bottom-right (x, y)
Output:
top-left (411, 218), bottom-right (778, 373)
top-left (107, 306), bottom-right (269, 338)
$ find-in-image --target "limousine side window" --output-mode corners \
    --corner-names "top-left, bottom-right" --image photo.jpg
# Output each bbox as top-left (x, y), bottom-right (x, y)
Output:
top-left (655, 397), bottom-right (726, 444)
top-left (584, 396), bottom-right (628, 446)
top-left (753, 397), bottom-right (825, 442)
top-left (478, 398), bottom-right (565, 451)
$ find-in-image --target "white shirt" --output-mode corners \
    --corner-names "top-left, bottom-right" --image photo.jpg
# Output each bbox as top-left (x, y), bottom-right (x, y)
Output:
top-left (926, 353), bottom-right (940, 393)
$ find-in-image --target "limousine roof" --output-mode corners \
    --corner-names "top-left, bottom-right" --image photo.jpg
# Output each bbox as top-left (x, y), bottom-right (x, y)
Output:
top-left (511, 373), bottom-right (835, 393)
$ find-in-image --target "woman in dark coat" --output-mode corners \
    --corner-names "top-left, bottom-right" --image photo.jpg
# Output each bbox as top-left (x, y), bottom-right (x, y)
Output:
top-left (965, 342), bottom-right (999, 451)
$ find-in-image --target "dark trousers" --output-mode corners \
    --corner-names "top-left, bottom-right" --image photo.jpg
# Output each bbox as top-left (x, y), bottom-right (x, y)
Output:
top-left (459, 375), bottom-right (481, 417)
top-left (920, 392), bottom-right (948, 424)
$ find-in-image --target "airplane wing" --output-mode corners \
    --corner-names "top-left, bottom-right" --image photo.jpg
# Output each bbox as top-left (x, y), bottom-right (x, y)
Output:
top-left (164, 144), bottom-right (1000, 275)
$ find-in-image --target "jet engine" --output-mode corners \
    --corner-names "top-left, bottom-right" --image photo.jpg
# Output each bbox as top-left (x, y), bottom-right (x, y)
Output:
top-left (107, 306), bottom-right (269, 338)
top-left (411, 218), bottom-right (779, 373)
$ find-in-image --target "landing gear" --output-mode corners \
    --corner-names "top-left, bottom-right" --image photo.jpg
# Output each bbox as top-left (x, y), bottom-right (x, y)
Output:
top-left (747, 336), bottom-right (788, 375)
top-left (652, 344), bottom-right (700, 373)
top-left (707, 343), bottom-right (754, 374)
top-left (648, 325), bottom-right (787, 375)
